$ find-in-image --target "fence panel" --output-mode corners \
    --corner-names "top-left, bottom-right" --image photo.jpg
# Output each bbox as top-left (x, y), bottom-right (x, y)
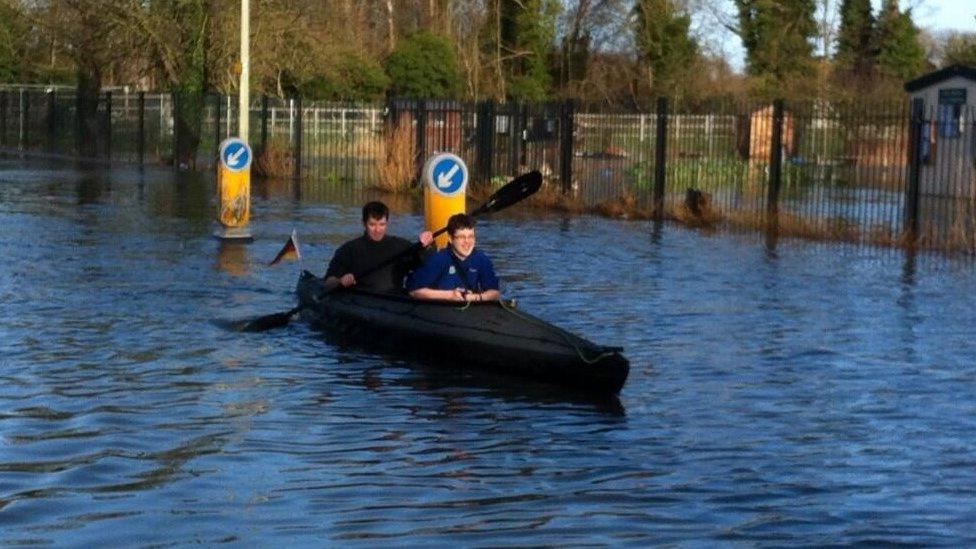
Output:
top-left (664, 100), bottom-right (770, 223)
top-left (573, 110), bottom-right (653, 206)
top-left (299, 100), bottom-right (384, 188)
top-left (779, 101), bottom-right (910, 244)
top-left (915, 104), bottom-right (976, 251)
top-left (1, 87), bottom-right (972, 254)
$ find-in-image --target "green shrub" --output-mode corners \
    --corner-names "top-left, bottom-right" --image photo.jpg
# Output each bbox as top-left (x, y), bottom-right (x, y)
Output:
top-left (385, 31), bottom-right (461, 99)
top-left (301, 53), bottom-right (390, 101)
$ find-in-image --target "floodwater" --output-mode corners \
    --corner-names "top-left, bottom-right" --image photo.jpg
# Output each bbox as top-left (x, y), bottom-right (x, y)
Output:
top-left (1, 159), bottom-right (975, 546)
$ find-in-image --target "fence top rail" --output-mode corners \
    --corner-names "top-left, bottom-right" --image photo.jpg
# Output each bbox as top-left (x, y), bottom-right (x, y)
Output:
top-left (0, 84), bottom-right (149, 93)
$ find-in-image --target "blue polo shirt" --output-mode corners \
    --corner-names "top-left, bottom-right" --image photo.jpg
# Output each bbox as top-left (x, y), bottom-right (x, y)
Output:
top-left (406, 248), bottom-right (499, 292)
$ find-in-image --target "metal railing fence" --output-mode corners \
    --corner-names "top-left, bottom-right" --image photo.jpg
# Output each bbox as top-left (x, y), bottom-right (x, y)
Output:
top-left (1, 88), bottom-right (972, 253)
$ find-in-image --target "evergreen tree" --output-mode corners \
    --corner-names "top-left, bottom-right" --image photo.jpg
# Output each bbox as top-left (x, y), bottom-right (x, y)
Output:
top-left (874, 0), bottom-right (926, 81)
top-left (633, 0), bottom-right (698, 98)
top-left (152, 0), bottom-right (211, 169)
top-left (835, 0), bottom-right (874, 73)
top-left (499, 0), bottom-right (560, 102)
top-left (734, 0), bottom-right (817, 92)
top-left (0, 3), bottom-right (25, 82)
top-left (385, 30), bottom-right (461, 99)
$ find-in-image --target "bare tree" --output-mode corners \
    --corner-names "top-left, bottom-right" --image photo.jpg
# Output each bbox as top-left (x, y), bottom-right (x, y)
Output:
top-left (26, 0), bottom-right (138, 155)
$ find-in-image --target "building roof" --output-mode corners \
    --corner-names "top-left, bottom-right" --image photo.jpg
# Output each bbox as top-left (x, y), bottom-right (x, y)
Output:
top-left (904, 64), bottom-right (976, 92)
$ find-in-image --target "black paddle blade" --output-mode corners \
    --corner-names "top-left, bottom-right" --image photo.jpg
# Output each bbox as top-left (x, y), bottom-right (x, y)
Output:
top-left (477, 170), bottom-right (543, 215)
top-left (234, 305), bottom-right (302, 332)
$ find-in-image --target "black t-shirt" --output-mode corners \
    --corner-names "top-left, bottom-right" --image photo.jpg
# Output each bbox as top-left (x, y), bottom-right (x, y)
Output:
top-left (325, 234), bottom-right (429, 293)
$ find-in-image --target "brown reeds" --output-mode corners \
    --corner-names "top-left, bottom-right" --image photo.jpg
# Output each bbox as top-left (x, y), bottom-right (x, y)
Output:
top-left (374, 114), bottom-right (416, 193)
top-left (253, 138), bottom-right (294, 178)
top-left (866, 224), bottom-right (906, 249)
top-left (939, 197), bottom-right (976, 254)
top-left (350, 135), bottom-right (384, 159)
top-left (672, 188), bottom-right (722, 227)
top-left (470, 175), bottom-right (651, 220)
top-left (468, 177), bottom-right (586, 213)
top-left (526, 180), bottom-right (586, 212)
top-left (592, 191), bottom-right (653, 219)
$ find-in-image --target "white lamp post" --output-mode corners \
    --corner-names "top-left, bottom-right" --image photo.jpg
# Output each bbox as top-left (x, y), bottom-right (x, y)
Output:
top-left (239, 0), bottom-right (250, 141)
top-left (213, 0), bottom-right (253, 242)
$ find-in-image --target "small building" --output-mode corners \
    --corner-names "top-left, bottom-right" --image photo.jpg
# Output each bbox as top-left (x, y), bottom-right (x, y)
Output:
top-left (904, 64), bottom-right (976, 200)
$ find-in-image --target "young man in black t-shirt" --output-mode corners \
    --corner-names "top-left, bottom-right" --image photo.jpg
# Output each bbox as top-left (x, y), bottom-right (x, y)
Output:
top-left (324, 201), bottom-right (434, 293)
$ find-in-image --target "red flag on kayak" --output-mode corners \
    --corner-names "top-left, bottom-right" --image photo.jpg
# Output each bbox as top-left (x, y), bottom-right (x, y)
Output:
top-left (269, 230), bottom-right (301, 266)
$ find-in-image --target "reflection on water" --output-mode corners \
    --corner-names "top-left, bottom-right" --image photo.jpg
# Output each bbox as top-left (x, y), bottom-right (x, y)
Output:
top-left (1, 159), bottom-right (976, 545)
top-left (217, 241), bottom-right (250, 277)
top-left (76, 173), bottom-right (108, 205)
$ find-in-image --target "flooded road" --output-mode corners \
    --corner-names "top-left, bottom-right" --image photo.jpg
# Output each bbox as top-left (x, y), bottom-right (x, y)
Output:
top-left (1, 159), bottom-right (975, 545)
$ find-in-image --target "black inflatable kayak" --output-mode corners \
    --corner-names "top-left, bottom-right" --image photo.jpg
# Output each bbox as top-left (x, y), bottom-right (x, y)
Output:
top-left (296, 271), bottom-right (629, 394)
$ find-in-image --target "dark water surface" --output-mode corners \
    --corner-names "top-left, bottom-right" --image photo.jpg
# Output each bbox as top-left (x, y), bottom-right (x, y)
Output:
top-left (2, 160), bottom-right (975, 546)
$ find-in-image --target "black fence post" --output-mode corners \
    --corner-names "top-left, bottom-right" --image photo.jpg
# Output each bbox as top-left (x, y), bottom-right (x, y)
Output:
top-left (74, 90), bottom-right (82, 157)
top-left (510, 103), bottom-right (523, 176)
top-left (260, 94), bottom-right (269, 155)
top-left (653, 97), bottom-right (669, 219)
top-left (137, 91), bottom-right (145, 167)
top-left (46, 90), bottom-right (56, 153)
top-left (475, 100), bottom-right (495, 183)
top-left (104, 91), bottom-right (112, 161)
top-left (293, 95), bottom-right (303, 181)
top-left (416, 99), bottom-right (428, 171)
top-left (559, 98), bottom-right (575, 194)
top-left (172, 92), bottom-right (181, 168)
top-left (21, 90), bottom-right (29, 150)
top-left (767, 99), bottom-right (785, 219)
top-left (0, 90), bottom-right (6, 147)
top-left (905, 98), bottom-right (924, 239)
top-left (213, 93), bottom-right (221, 162)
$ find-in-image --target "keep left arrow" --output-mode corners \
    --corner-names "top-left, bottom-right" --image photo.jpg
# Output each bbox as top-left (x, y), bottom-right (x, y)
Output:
top-left (228, 147), bottom-right (246, 166)
top-left (437, 163), bottom-right (460, 188)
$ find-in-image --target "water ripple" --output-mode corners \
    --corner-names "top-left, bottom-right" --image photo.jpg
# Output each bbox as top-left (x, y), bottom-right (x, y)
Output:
top-left (2, 162), bottom-right (976, 545)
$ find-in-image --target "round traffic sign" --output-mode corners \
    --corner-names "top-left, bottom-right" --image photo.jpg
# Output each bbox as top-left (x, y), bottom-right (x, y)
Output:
top-left (423, 153), bottom-right (468, 197)
top-left (219, 138), bottom-right (252, 172)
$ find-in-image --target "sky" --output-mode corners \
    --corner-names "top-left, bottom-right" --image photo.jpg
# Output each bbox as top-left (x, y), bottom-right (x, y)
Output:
top-left (908, 0), bottom-right (975, 32)
top-left (703, 0), bottom-right (976, 72)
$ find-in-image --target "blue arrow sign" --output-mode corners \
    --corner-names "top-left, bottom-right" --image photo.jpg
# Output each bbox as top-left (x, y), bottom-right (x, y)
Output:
top-left (219, 138), bottom-right (252, 172)
top-left (425, 153), bottom-right (468, 196)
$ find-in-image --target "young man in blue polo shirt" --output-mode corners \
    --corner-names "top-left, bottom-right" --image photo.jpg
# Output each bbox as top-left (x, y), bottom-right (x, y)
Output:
top-left (407, 213), bottom-right (501, 302)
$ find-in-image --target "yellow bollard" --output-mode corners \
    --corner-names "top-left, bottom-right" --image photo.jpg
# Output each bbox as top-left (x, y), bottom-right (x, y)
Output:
top-left (215, 137), bottom-right (253, 241)
top-left (423, 153), bottom-right (468, 249)
top-left (425, 185), bottom-right (466, 249)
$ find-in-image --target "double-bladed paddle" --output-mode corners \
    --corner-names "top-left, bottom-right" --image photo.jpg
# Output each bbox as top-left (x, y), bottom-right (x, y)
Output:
top-left (236, 170), bottom-right (543, 332)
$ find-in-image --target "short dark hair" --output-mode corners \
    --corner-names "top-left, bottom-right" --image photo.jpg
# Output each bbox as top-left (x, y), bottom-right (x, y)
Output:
top-left (447, 213), bottom-right (475, 236)
top-left (362, 201), bottom-right (389, 223)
